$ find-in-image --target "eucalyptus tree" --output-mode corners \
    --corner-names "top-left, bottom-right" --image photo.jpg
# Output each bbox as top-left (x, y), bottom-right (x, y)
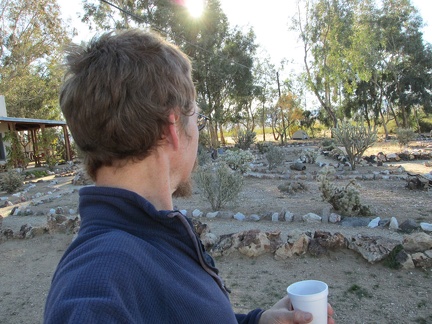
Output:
top-left (0, 0), bottom-right (70, 119)
top-left (81, 0), bottom-right (257, 148)
top-left (252, 56), bottom-right (279, 141)
top-left (379, 0), bottom-right (432, 128)
top-left (293, 0), bottom-right (357, 128)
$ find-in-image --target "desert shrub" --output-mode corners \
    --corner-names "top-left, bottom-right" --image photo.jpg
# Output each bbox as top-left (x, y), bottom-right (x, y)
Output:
top-left (265, 145), bottom-right (285, 170)
top-left (418, 118), bottom-right (432, 133)
top-left (221, 149), bottom-right (254, 174)
top-left (25, 170), bottom-right (49, 179)
top-left (332, 120), bottom-right (377, 170)
top-left (317, 166), bottom-right (371, 216)
top-left (320, 138), bottom-right (337, 151)
top-left (1, 170), bottom-right (25, 193)
top-left (277, 181), bottom-right (308, 194)
top-left (234, 130), bottom-right (256, 150)
top-left (197, 144), bottom-right (211, 166)
top-left (198, 131), bottom-right (211, 149)
top-left (395, 128), bottom-right (416, 146)
top-left (193, 162), bottom-right (244, 210)
top-left (3, 131), bottom-right (29, 169)
top-left (256, 142), bottom-right (270, 154)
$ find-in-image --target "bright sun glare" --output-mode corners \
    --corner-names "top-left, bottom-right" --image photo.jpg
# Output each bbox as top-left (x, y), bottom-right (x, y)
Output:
top-left (185, 0), bottom-right (204, 18)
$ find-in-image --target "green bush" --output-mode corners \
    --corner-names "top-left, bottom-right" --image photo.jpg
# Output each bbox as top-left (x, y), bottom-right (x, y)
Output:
top-left (197, 144), bottom-right (211, 166)
top-left (320, 138), bottom-right (337, 151)
top-left (395, 128), bottom-right (416, 146)
top-left (318, 166), bottom-right (371, 216)
top-left (1, 170), bottom-right (25, 193)
top-left (193, 162), bottom-right (244, 210)
top-left (265, 145), bottom-right (286, 170)
top-left (221, 149), bottom-right (254, 174)
top-left (234, 130), bottom-right (256, 150)
top-left (256, 142), bottom-right (270, 154)
top-left (418, 118), bottom-right (432, 133)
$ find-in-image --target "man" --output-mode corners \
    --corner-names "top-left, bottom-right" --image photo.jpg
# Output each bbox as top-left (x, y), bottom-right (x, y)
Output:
top-left (44, 29), bottom-right (334, 324)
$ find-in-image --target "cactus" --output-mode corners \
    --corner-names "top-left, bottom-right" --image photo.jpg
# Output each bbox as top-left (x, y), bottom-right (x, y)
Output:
top-left (317, 166), bottom-right (371, 216)
top-left (332, 120), bottom-right (377, 170)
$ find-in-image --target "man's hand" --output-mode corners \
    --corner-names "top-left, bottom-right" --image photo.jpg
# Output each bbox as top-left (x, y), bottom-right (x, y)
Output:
top-left (258, 296), bottom-right (335, 324)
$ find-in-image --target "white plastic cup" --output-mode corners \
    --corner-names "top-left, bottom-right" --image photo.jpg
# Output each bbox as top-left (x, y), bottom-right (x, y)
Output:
top-left (287, 280), bottom-right (328, 324)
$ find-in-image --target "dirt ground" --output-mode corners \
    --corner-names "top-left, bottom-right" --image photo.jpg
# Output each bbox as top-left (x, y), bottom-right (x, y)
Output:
top-left (1, 144), bottom-right (432, 324)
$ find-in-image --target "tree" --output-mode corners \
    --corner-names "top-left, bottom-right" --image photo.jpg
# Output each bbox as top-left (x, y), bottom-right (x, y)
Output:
top-left (270, 92), bottom-right (303, 143)
top-left (0, 0), bottom-right (70, 119)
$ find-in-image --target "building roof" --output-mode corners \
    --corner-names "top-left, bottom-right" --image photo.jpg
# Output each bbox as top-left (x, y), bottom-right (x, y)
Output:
top-left (0, 116), bottom-right (66, 131)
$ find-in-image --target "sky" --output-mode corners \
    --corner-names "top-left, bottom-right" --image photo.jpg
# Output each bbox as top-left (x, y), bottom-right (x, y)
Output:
top-left (60, 0), bottom-right (432, 68)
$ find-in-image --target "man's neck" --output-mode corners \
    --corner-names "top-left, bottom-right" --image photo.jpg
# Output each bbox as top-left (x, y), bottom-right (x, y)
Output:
top-left (95, 154), bottom-right (175, 211)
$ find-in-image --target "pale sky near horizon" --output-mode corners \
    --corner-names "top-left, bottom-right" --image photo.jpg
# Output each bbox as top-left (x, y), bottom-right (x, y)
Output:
top-left (60, 0), bottom-right (432, 69)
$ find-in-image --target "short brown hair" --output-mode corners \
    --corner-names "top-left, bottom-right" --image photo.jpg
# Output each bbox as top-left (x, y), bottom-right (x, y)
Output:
top-left (60, 29), bottom-right (196, 180)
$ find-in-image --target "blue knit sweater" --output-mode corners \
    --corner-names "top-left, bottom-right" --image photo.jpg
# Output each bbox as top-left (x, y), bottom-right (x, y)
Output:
top-left (44, 186), bottom-right (263, 323)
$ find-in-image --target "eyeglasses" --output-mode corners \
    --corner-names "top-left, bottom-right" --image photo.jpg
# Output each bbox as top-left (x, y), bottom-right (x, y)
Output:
top-left (196, 113), bottom-right (209, 131)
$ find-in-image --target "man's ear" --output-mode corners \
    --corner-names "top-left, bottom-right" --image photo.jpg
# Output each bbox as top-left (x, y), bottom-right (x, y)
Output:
top-left (166, 112), bottom-right (180, 150)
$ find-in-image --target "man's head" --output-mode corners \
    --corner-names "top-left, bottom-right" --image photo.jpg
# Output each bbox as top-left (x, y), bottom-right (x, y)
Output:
top-left (60, 29), bottom-right (196, 180)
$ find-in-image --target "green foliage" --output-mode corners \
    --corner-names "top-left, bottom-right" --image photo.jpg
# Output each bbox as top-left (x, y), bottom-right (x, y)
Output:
top-left (197, 145), bottom-right (211, 166)
top-left (318, 166), bottom-right (371, 216)
top-left (320, 138), bottom-right (337, 151)
top-left (0, 0), bottom-right (69, 119)
top-left (1, 170), bottom-right (24, 193)
top-left (346, 284), bottom-right (372, 299)
top-left (418, 118), bottom-right (432, 133)
top-left (383, 244), bottom-right (404, 270)
top-left (234, 130), bottom-right (256, 150)
top-left (38, 129), bottom-right (62, 170)
top-left (395, 128), bottom-right (416, 147)
top-left (3, 132), bottom-right (29, 169)
top-left (193, 162), bottom-right (244, 210)
top-left (256, 142), bottom-right (270, 154)
top-left (25, 170), bottom-right (49, 179)
top-left (221, 149), bottom-right (254, 174)
top-left (265, 145), bottom-right (285, 170)
top-left (332, 120), bottom-right (377, 170)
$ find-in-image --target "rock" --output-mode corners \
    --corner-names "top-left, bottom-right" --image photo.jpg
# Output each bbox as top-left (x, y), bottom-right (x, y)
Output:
top-left (72, 170), bottom-right (93, 186)
top-left (290, 234), bottom-right (311, 255)
top-left (192, 209), bottom-right (203, 217)
top-left (271, 213), bottom-right (279, 222)
top-left (329, 213), bottom-right (341, 224)
top-left (399, 219), bottom-right (420, 233)
top-left (411, 252), bottom-right (432, 268)
top-left (206, 211), bottom-right (219, 218)
top-left (425, 250), bottom-right (432, 258)
top-left (233, 212), bottom-right (245, 221)
top-left (218, 211), bottom-right (234, 219)
top-left (368, 217), bottom-right (381, 228)
top-left (274, 243), bottom-right (294, 260)
top-left (302, 212), bottom-right (322, 223)
top-left (180, 209), bottom-right (188, 216)
top-left (47, 215), bottom-right (80, 234)
top-left (224, 229), bottom-right (282, 258)
top-left (420, 222), bottom-right (432, 232)
top-left (395, 250), bottom-right (415, 269)
top-left (348, 234), bottom-right (401, 263)
top-left (389, 217), bottom-right (399, 230)
top-left (402, 232), bottom-right (432, 252)
top-left (313, 231), bottom-right (348, 250)
top-left (201, 233), bottom-right (218, 249)
top-left (340, 217), bottom-right (371, 227)
top-left (386, 153), bottom-right (400, 161)
top-left (308, 239), bottom-right (329, 257)
top-left (284, 210), bottom-right (294, 222)
top-left (249, 214), bottom-right (261, 222)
